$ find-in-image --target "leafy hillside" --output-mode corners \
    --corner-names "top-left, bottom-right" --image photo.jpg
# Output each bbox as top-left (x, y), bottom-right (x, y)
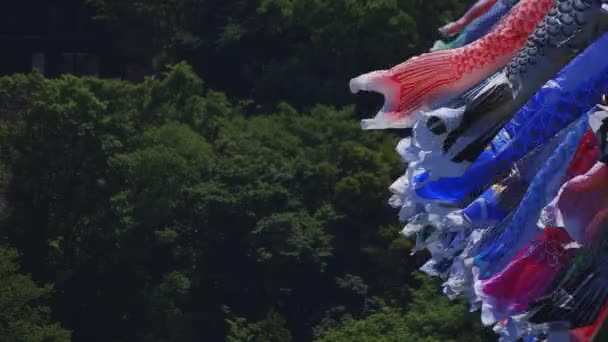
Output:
top-left (0, 1), bottom-right (495, 341)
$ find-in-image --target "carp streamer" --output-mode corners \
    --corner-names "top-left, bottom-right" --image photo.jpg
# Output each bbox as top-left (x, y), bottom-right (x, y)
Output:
top-left (349, 0), bottom-right (608, 340)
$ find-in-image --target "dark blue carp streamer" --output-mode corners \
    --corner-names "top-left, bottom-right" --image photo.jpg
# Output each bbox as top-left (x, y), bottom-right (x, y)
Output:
top-left (401, 0), bottom-right (605, 206)
top-left (351, 0), bottom-right (608, 340)
top-left (432, 0), bottom-right (520, 51)
top-left (415, 32), bottom-right (608, 204)
top-left (455, 123), bottom-right (572, 228)
top-left (438, 0), bottom-right (604, 167)
top-left (473, 109), bottom-right (592, 279)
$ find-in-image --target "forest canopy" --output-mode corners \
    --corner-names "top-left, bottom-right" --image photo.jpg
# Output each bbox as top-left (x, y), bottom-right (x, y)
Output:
top-left (0, 0), bottom-right (495, 341)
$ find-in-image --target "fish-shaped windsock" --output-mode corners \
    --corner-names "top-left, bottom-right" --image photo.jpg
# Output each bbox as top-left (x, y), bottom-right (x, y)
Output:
top-left (515, 163), bottom-right (608, 332)
top-left (393, 27), bottom-right (608, 236)
top-left (432, 0), bottom-right (520, 52)
top-left (541, 163), bottom-right (608, 242)
top-left (413, 31), bottom-right (608, 203)
top-left (421, 0), bottom-right (606, 167)
top-left (473, 107), bottom-right (593, 280)
top-left (485, 219), bottom-right (608, 338)
top-left (428, 126), bottom-right (573, 307)
top-left (474, 104), bottom-right (608, 282)
top-left (412, 143), bottom-right (563, 300)
top-left (439, 0), bottom-right (500, 38)
top-left (540, 105), bottom-right (608, 243)
top-left (483, 120), bottom-right (604, 331)
top-left (411, 118), bottom-right (569, 245)
top-left (443, 123), bottom-right (572, 231)
top-left (475, 227), bottom-right (578, 326)
top-left (350, 0), bottom-right (554, 129)
top-left (441, 123), bottom-right (600, 310)
top-left (525, 211), bottom-right (608, 329)
top-left (393, 108), bottom-right (589, 288)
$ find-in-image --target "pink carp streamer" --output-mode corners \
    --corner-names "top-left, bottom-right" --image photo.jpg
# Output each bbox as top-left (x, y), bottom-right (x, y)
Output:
top-left (350, 0), bottom-right (554, 129)
top-left (475, 133), bottom-right (608, 328)
top-left (439, 0), bottom-right (499, 38)
top-left (542, 107), bottom-right (608, 243)
top-left (475, 227), bottom-right (578, 326)
top-left (473, 127), bottom-right (601, 326)
top-left (543, 163), bottom-right (608, 243)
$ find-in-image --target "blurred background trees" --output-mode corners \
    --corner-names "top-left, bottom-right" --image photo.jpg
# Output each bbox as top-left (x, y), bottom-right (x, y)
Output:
top-left (0, 1), bottom-right (494, 341)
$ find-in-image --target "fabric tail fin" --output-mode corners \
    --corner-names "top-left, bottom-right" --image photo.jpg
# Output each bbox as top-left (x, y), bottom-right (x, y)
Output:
top-left (351, 50), bottom-right (460, 130)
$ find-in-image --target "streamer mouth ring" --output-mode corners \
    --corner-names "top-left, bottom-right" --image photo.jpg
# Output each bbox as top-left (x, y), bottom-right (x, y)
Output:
top-left (426, 116), bottom-right (448, 135)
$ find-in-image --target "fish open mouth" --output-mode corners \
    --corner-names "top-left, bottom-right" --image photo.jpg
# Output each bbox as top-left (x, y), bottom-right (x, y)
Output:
top-left (349, 71), bottom-right (410, 129)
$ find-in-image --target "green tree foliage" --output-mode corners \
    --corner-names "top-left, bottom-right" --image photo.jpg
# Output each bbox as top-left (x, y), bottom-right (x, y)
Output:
top-left (0, 246), bottom-right (71, 342)
top-left (0, 63), bottom-right (492, 341)
top-left (0, 65), bottom-right (414, 340)
top-left (316, 304), bottom-right (411, 342)
top-left (86, 0), bottom-right (470, 108)
top-left (316, 274), bottom-right (493, 342)
top-left (0, 0), bottom-right (526, 340)
top-left (226, 308), bottom-right (293, 342)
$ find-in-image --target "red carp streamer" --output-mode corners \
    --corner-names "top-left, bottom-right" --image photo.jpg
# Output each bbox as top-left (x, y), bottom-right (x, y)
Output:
top-left (566, 130), bottom-right (599, 180)
top-left (351, 0), bottom-right (554, 129)
top-left (439, 0), bottom-right (499, 38)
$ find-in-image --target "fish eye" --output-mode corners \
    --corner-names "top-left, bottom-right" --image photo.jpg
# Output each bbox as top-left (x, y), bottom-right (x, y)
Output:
top-left (426, 116), bottom-right (447, 135)
top-left (602, 94), bottom-right (608, 106)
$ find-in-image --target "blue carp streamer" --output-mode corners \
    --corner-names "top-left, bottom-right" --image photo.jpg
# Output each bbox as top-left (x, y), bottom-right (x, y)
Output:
top-left (416, 32), bottom-right (608, 204)
top-left (473, 109), bottom-right (592, 279)
top-left (350, 0), bottom-right (608, 340)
